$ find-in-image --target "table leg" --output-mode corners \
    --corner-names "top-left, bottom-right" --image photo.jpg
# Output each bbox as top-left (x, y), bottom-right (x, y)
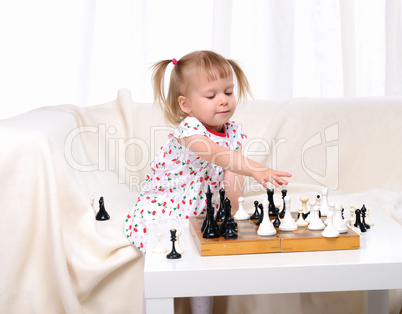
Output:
top-left (145, 297), bottom-right (174, 314)
top-left (367, 290), bottom-right (389, 314)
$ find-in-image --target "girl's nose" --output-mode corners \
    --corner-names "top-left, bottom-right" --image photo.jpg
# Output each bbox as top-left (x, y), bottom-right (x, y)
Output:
top-left (219, 94), bottom-right (228, 106)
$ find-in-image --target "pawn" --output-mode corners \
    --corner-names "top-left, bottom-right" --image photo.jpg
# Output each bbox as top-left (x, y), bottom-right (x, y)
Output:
top-left (96, 196), bottom-right (110, 220)
top-left (333, 203), bottom-right (348, 233)
top-left (296, 206), bottom-right (309, 228)
top-left (152, 233), bottom-right (167, 254)
top-left (365, 207), bottom-right (375, 227)
top-left (322, 211), bottom-right (340, 238)
top-left (305, 200), bottom-right (316, 223)
top-left (223, 217), bottom-right (238, 239)
top-left (166, 229), bottom-right (182, 259)
top-left (308, 205), bottom-right (325, 231)
top-left (257, 200), bottom-right (276, 236)
top-left (349, 205), bottom-right (356, 225)
top-left (250, 201), bottom-right (261, 220)
top-left (234, 197), bottom-right (250, 220)
top-left (175, 231), bottom-right (184, 254)
top-left (272, 206), bottom-right (281, 228)
top-left (279, 196), bottom-right (297, 231)
top-left (300, 196), bottom-right (309, 220)
top-left (320, 187), bottom-right (330, 217)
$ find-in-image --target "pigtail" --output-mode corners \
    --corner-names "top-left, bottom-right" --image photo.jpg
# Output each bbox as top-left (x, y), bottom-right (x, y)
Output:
top-left (151, 59), bottom-right (172, 110)
top-left (228, 59), bottom-right (253, 103)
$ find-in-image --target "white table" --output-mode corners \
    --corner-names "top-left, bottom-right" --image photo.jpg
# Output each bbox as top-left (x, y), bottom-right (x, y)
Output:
top-left (144, 211), bottom-right (402, 314)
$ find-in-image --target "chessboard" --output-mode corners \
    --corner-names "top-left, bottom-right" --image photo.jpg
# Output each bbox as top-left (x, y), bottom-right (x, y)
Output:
top-left (189, 216), bottom-right (360, 256)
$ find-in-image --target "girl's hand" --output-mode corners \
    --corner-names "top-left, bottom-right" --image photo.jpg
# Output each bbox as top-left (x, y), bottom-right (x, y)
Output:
top-left (254, 168), bottom-right (292, 188)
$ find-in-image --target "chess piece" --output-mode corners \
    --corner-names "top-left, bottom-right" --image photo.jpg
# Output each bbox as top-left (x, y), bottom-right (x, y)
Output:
top-left (333, 203), bottom-right (348, 233)
top-left (152, 233), bottom-right (167, 254)
top-left (279, 189), bottom-right (287, 218)
top-left (320, 187), bottom-right (330, 216)
top-left (175, 231), bottom-right (184, 254)
top-left (365, 207), bottom-right (375, 227)
top-left (202, 186), bottom-right (220, 238)
top-left (296, 206), bottom-right (309, 228)
top-left (166, 229), bottom-right (182, 259)
top-left (279, 196), bottom-right (297, 231)
top-left (300, 196), bottom-right (310, 220)
top-left (215, 187), bottom-right (226, 222)
top-left (220, 198), bottom-right (237, 235)
top-left (308, 205), bottom-right (325, 230)
top-left (257, 200), bottom-right (277, 236)
top-left (234, 197), bottom-right (250, 220)
top-left (256, 203), bottom-right (264, 226)
top-left (305, 200), bottom-right (316, 223)
top-left (322, 211), bottom-right (340, 238)
top-left (324, 202), bottom-right (335, 225)
top-left (267, 189), bottom-right (276, 216)
top-left (223, 217), bottom-right (238, 240)
top-left (354, 209), bottom-right (367, 233)
top-left (349, 205), bottom-right (356, 225)
top-left (96, 196), bottom-right (110, 220)
top-left (250, 201), bottom-right (261, 220)
top-left (361, 204), bottom-right (371, 230)
top-left (272, 206), bottom-right (281, 228)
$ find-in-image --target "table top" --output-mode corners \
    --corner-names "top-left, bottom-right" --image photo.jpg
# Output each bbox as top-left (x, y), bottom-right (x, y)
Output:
top-left (144, 211), bottom-right (402, 299)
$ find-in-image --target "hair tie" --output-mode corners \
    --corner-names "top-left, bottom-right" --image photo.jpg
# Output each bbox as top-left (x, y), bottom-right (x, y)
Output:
top-left (172, 58), bottom-right (177, 65)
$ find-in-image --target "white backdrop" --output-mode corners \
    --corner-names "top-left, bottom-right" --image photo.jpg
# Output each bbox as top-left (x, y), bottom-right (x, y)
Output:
top-left (0, 0), bottom-right (401, 119)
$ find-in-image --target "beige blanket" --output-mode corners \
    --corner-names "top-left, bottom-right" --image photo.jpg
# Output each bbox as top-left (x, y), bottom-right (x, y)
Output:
top-left (0, 89), bottom-right (401, 313)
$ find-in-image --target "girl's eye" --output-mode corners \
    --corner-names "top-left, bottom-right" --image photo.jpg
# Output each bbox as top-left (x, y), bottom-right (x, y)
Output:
top-left (225, 92), bottom-right (233, 96)
top-left (206, 95), bottom-right (215, 99)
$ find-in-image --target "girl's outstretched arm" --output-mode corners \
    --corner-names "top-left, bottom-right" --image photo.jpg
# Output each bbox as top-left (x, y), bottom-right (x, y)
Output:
top-left (179, 135), bottom-right (292, 188)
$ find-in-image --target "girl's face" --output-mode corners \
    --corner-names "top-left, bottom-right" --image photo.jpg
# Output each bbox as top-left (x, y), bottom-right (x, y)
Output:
top-left (178, 68), bottom-right (236, 132)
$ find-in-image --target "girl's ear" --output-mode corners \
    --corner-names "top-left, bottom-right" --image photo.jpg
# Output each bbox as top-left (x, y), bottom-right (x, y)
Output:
top-left (178, 96), bottom-right (191, 114)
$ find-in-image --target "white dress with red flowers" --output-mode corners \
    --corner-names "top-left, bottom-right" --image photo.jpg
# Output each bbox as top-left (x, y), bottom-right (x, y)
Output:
top-left (124, 117), bottom-right (247, 253)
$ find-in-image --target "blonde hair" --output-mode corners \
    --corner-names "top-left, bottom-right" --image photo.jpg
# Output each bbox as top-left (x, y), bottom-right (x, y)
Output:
top-left (151, 50), bottom-right (252, 125)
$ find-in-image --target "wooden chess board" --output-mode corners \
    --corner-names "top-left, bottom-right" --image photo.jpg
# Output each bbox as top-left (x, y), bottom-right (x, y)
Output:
top-left (189, 216), bottom-right (360, 256)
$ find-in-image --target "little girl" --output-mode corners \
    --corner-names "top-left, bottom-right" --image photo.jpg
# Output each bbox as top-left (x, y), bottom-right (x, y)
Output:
top-left (125, 50), bottom-right (291, 251)
top-left (124, 50), bottom-right (291, 312)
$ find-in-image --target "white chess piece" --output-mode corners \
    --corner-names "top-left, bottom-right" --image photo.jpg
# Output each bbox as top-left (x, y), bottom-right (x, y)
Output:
top-left (349, 205), bottom-right (356, 225)
top-left (333, 202), bottom-right (348, 233)
top-left (152, 233), bottom-right (167, 254)
top-left (296, 206), bottom-right (309, 228)
top-left (279, 196), bottom-right (297, 231)
top-left (234, 197), bottom-right (250, 220)
top-left (175, 231), bottom-right (184, 254)
top-left (305, 200), bottom-right (316, 223)
top-left (257, 200), bottom-right (277, 236)
top-left (308, 205), bottom-right (325, 230)
top-left (320, 187), bottom-right (330, 216)
top-left (90, 195), bottom-right (96, 214)
top-left (324, 202), bottom-right (335, 225)
top-left (365, 207), bottom-right (374, 226)
top-left (322, 211), bottom-right (340, 238)
top-left (300, 196), bottom-right (309, 216)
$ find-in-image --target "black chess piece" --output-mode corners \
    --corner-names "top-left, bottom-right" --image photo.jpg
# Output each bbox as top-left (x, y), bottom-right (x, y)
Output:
top-left (316, 195), bottom-right (322, 217)
top-left (272, 207), bottom-right (281, 228)
top-left (202, 186), bottom-right (220, 239)
top-left (361, 205), bottom-right (370, 230)
top-left (354, 209), bottom-right (367, 232)
top-left (96, 196), bottom-right (110, 220)
top-left (267, 189), bottom-right (276, 217)
top-left (223, 217), bottom-right (238, 240)
top-left (215, 188), bottom-right (226, 222)
top-left (279, 189), bottom-right (287, 218)
top-left (166, 229), bottom-right (182, 259)
top-left (250, 201), bottom-right (261, 220)
top-left (256, 203), bottom-right (264, 226)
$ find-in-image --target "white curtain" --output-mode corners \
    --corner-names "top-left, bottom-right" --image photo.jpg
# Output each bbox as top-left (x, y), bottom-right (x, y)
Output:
top-left (0, 0), bottom-right (401, 119)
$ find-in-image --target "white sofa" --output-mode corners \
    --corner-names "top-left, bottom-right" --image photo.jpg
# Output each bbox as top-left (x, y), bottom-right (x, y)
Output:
top-left (0, 89), bottom-right (401, 313)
